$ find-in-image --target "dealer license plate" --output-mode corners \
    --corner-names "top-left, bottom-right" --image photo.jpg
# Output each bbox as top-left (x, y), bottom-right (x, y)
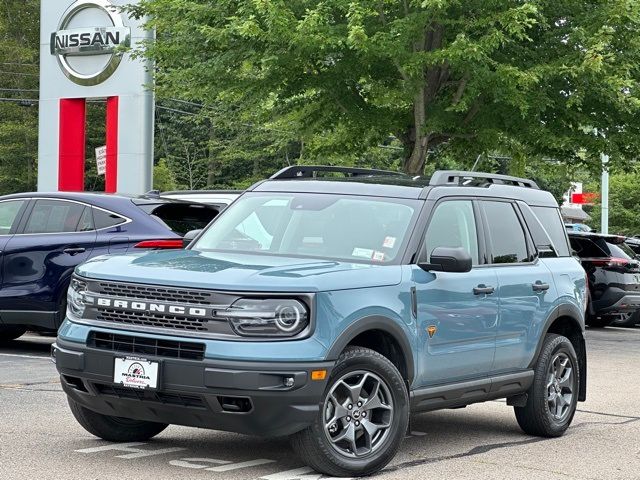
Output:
top-left (113, 357), bottom-right (159, 389)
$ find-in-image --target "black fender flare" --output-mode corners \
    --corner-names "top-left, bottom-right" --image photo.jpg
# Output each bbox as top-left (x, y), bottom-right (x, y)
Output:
top-left (326, 315), bottom-right (416, 386)
top-left (529, 303), bottom-right (587, 401)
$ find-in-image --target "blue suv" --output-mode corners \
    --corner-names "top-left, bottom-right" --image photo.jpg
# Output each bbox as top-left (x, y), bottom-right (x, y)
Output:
top-left (53, 167), bottom-right (588, 477)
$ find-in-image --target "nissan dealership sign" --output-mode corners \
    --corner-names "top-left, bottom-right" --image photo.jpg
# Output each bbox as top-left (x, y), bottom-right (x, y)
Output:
top-left (38, 0), bottom-right (153, 196)
top-left (50, 0), bottom-right (131, 85)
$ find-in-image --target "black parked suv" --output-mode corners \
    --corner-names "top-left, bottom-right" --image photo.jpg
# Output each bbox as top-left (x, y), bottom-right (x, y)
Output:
top-left (568, 231), bottom-right (640, 327)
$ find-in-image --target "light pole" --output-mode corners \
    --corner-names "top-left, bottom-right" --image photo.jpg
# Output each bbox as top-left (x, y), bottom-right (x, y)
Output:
top-left (601, 152), bottom-right (609, 234)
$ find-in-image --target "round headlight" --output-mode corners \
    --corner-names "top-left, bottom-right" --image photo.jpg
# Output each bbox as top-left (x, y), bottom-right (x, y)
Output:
top-left (275, 304), bottom-right (302, 333)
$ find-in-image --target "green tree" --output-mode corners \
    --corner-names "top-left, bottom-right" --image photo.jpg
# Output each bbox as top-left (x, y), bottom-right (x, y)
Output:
top-left (587, 170), bottom-right (640, 236)
top-left (131, 0), bottom-right (640, 175)
top-left (0, 0), bottom-right (39, 194)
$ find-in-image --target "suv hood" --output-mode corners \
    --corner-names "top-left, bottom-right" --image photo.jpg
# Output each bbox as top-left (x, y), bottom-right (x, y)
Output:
top-left (76, 250), bottom-right (402, 292)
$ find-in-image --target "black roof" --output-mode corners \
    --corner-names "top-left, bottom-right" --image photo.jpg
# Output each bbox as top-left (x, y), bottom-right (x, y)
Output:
top-left (567, 231), bottom-right (627, 244)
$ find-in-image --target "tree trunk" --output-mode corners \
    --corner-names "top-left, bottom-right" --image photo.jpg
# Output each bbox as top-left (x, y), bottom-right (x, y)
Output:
top-left (403, 87), bottom-right (428, 175)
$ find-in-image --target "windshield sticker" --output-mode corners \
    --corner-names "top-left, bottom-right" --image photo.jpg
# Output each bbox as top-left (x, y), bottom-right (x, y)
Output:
top-left (383, 236), bottom-right (396, 249)
top-left (352, 247), bottom-right (374, 259)
top-left (372, 251), bottom-right (385, 262)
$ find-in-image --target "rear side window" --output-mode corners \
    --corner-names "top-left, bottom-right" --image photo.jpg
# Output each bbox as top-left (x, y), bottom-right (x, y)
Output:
top-left (482, 201), bottom-right (531, 264)
top-left (531, 206), bottom-right (571, 257)
top-left (0, 200), bottom-right (25, 234)
top-left (139, 203), bottom-right (218, 236)
top-left (23, 200), bottom-right (87, 234)
top-left (424, 200), bottom-right (480, 265)
top-left (93, 208), bottom-right (127, 229)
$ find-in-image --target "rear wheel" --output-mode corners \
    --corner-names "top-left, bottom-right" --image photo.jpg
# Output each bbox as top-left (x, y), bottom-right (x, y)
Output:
top-left (514, 334), bottom-right (579, 437)
top-left (290, 346), bottom-right (409, 477)
top-left (0, 326), bottom-right (27, 342)
top-left (68, 397), bottom-right (168, 441)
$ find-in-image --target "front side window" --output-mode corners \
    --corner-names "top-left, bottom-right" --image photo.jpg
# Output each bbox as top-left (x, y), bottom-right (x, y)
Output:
top-left (0, 200), bottom-right (25, 235)
top-left (423, 200), bottom-right (480, 265)
top-left (193, 193), bottom-right (419, 264)
top-left (482, 201), bottom-right (530, 264)
top-left (23, 200), bottom-right (87, 234)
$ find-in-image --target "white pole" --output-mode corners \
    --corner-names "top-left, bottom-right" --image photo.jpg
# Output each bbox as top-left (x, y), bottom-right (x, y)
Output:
top-left (601, 153), bottom-right (609, 234)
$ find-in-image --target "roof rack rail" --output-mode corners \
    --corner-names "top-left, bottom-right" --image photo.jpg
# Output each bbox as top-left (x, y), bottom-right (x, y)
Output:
top-left (270, 165), bottom-right (407, 180)
top-left (429, 170), bottom-right (539, 189)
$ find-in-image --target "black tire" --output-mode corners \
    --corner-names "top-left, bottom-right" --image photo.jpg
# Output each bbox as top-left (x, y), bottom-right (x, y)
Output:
top-left (612, 312), bottom-right (640, 328)
top-left (514, 334), bottom-right (579, 437)
top-left (586, 315), bottom-right (613, 328)
top-left (290, 346), bottom-right (409, 477)
top-left (0, 326), bottom-right (27, 342)
top-left (68, 397), bottom-right (168, 441)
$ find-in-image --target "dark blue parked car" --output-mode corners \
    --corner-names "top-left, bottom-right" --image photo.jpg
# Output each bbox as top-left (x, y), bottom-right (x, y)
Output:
top-left (0, 192), bottom-right (218, 341)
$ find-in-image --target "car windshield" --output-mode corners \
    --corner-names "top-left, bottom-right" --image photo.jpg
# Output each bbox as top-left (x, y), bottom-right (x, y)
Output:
top-left (192, 193), bottom-right (420, 264)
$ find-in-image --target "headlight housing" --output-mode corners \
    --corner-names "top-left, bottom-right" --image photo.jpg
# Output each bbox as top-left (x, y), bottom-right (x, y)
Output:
top-left (67, 277), bottom-right (88, 320)
top-left (223, 298), bottom-right (309, 337)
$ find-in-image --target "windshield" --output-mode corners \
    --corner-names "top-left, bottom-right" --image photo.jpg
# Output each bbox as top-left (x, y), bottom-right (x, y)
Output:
top-left (192, 193), bottom-right (420, 264)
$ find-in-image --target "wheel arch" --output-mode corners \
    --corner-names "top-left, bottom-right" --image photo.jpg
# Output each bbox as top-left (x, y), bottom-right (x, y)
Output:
top-left (530, 304), bottom-right (587, 401)
top-left (326, 316), bottom-right (415, 387)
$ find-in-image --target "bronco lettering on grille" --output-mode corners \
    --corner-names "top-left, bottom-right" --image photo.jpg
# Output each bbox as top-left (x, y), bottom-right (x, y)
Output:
top-left (87, 297), bottom-right (208, 317)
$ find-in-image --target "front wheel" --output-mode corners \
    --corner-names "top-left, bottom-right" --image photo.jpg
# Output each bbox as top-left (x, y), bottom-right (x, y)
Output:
top-left (68, 397), bottom-right (168, 441)
top-left (290, 346), bottom-right (409, 477)
top-left (514, 334), bottom-right (579, 437)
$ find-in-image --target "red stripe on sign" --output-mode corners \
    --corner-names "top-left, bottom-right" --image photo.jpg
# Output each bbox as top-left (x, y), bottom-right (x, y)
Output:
top-left (105, 96), bottom-right (119, 193)
top-left (58, 98), bottom-right (86, 191)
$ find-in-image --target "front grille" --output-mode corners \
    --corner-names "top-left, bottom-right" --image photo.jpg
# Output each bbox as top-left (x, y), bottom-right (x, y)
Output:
top-left (94, 383), bottom-right (206, 408)
top-left (89, 331), bottom-right (205, 360)
top-left (97, 281), bottom-right (215, 305)
top-left (96, 309), bottom-right (210, 332)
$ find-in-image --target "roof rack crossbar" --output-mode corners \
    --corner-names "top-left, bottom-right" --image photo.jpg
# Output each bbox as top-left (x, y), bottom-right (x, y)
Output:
top-left (429, 170), bottom-right (539, 189)
top-left (270, 165), bottom-right (407, 180)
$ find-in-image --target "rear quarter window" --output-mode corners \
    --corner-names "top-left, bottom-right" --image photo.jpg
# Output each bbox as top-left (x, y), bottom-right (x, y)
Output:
top-left (531, 206), bottom-right (571, 257)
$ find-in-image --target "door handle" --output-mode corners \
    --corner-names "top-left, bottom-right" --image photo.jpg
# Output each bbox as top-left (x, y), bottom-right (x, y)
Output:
top-left (63, 247), bottom-right (86, 255)
top-left (473, 284), bottom-right (495, 295)
top-left (532, 281), bottom-right (550, 292)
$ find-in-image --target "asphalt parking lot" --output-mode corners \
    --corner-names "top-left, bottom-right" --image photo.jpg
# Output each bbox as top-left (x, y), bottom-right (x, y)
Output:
top-left (0, 328), bottom-right (638, 480)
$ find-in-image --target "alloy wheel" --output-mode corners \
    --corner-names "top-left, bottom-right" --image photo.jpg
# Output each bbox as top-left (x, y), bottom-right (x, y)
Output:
top-left (322, 370), bottom-right (394, 458)
top-left (546, 352), bottom-right (574, 421)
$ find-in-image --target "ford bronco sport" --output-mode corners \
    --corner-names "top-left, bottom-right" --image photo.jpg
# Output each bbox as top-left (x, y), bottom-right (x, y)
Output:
top-left (53, 167), bottom-right (588, 477)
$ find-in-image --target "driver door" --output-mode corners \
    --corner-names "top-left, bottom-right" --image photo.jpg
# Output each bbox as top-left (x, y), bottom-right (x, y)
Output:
top-left (413, 199), bottom-right (498, 386)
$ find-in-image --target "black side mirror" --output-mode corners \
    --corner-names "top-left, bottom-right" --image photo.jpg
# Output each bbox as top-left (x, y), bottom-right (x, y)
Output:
top-left (419, 247), bottom-right (472, 273)
top-left (183, 229), bottom-right (202, 248)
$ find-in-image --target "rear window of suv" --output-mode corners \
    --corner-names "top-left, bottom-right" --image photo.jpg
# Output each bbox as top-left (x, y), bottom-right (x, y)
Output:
top-left (570, 236), bottom-right (635, 259)
top-left (136, 202), bottom-right (219, 236)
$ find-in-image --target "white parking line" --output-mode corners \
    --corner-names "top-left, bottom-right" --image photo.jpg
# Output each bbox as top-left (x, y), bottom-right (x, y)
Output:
top-left (0, 353), bottom-right (51, 360)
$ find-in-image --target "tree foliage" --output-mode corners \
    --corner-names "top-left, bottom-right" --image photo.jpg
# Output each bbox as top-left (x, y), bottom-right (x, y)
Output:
top-left (0, 0), bottom-right (39, 193)
top-left (132, 0), bottom-right (640, 174)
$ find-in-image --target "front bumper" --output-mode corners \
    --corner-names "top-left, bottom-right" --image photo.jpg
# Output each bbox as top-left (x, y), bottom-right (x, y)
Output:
top-left (53, 338), bottom-right (334, 437)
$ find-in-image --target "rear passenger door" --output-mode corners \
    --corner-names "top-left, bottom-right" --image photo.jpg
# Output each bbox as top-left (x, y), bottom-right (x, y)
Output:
top-left (2, 199), bottom-right (95, 317)
top-left (479, 200), bottom-right (557, 373)
top-left (0, 199), bottom-right (29, 286)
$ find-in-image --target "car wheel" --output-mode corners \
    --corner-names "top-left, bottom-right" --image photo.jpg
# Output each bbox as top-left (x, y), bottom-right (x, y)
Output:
top-left (68, 397), bottom-right (168, 441)
top-left (290, 346), bottom-right (409, 477)
top-left (514, 333), bottom-right (579, 437)
top-left (0, 326), bottom-right (27, 342)
top-left (612, 312), bottom-right (640, 328)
